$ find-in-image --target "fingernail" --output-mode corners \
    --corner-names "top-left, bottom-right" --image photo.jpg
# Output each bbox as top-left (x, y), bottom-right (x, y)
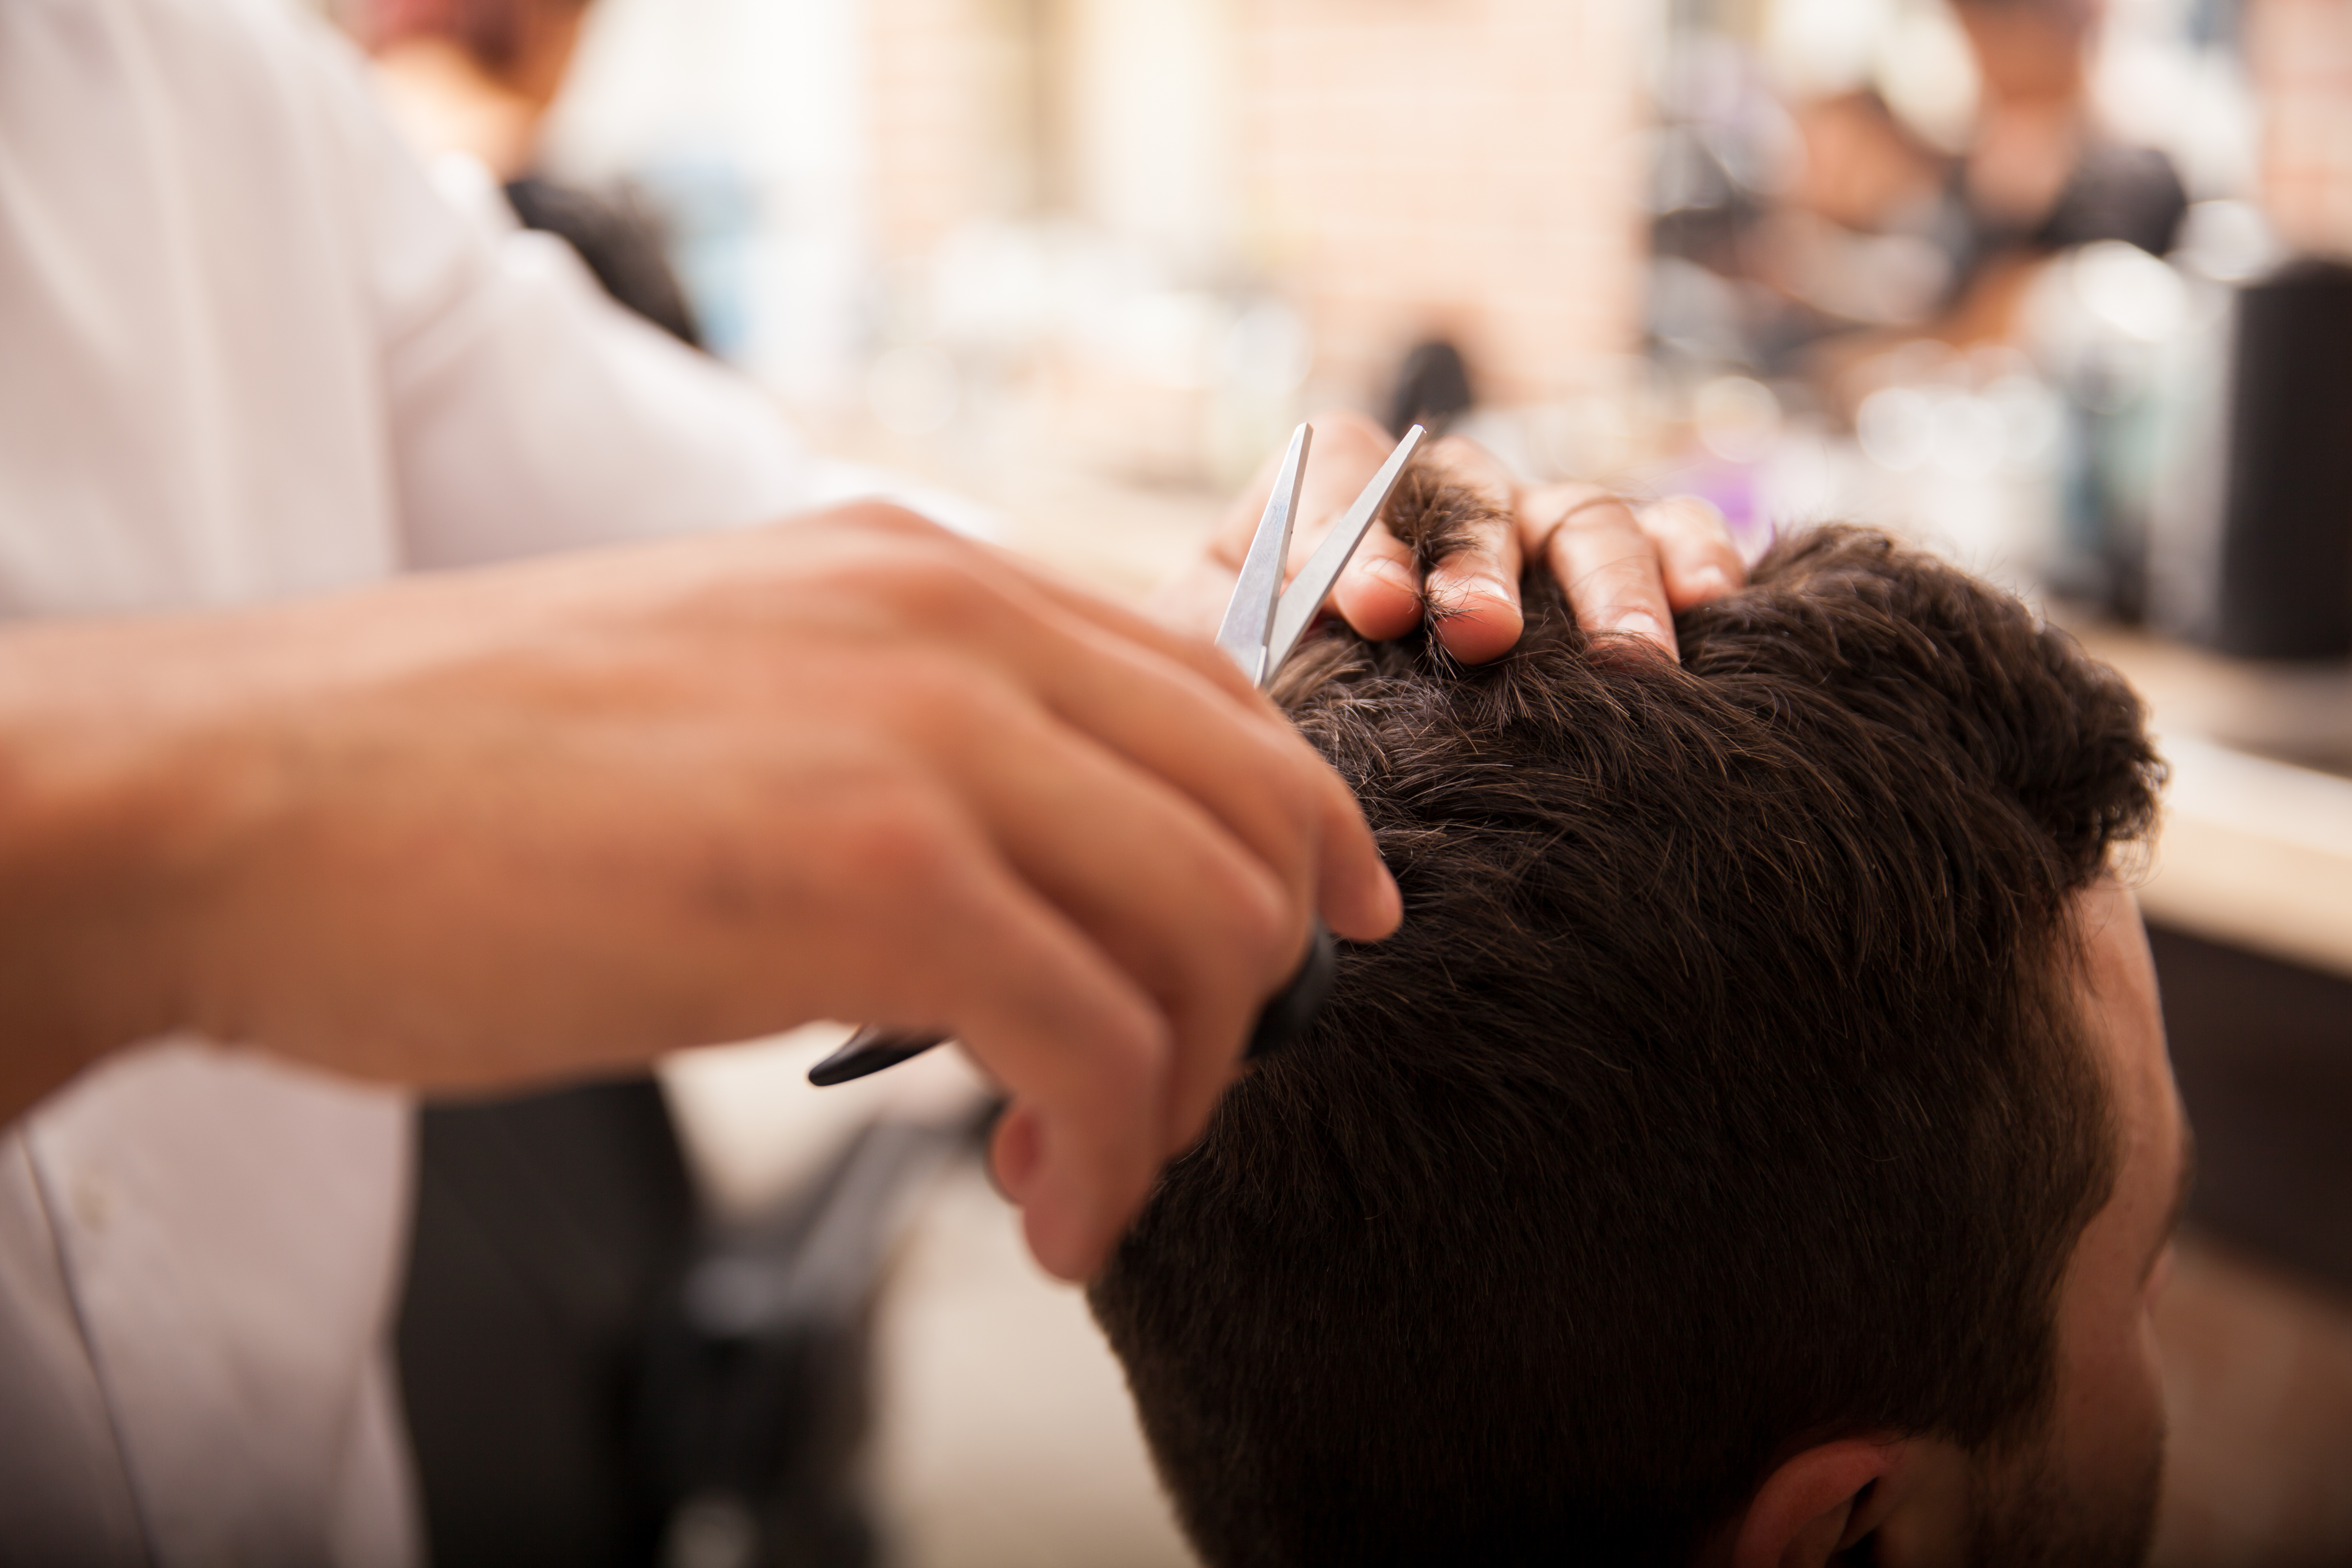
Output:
top-left (1615, 611), bottom-right (1671, 645)
top-left (1352, 861), bottom-right (1403, 936)
top-left (1464, 574), bottom-right (1516, 606)
top-left (1689, 566), bottom-right (1732, 598)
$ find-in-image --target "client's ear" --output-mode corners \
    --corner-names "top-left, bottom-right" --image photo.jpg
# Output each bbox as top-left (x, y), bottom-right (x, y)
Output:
top-left (1714, 1434), bottom-right (1967, 1568)
top-left (1723, 1438), bottom-right (1901, 1568)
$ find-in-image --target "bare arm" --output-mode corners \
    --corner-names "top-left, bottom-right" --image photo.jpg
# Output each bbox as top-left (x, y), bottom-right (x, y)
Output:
top-left (0, 504), bottom-right (1398, 1279)
top-left (0, 628), bottom-right (219, 1113)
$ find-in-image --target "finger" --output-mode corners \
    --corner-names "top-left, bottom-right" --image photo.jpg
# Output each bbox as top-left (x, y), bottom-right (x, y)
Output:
top-left (1208, 410), bottom-right (1394, 572)
top-left (1145, 557), bottom-right (1251, 644)
top-left (989, 1102), bottom-right (1044, 1215)
top-left (944, 678), bottom-right (1297, 1158)
top-left (817, 779), bottom-right (1175, 1279)
top-left (1326, 521), bottom-right (1425, 642)
top-left (1269, 413), bottom-right (1428, 640)
top-left (1635, 495), bottom-right (1744, 609)
top-left (1204, 435), bottom-right (1299, 573)
top-left (1227, 413), bottom-right (1434, 644)
top-left (800, 508), bottom-right (1399, 942)
top-left (906, 838), bottom-right (1174, 1280)
top-left (811, 505), bottom-right (1275, 717)
top-left (1026, 602), bottom-right (1400, 944)
top-left (1411, 436), bottom-right (1524, 665)
top-left (901, 539), bottom-right (1401, 944)
top-left (991, 545), bottom-right (1270, 711)
top-left (989, 1101), bottom-right (1121, 1283)
top-left (1277, 411), bottom-right (1396, 577)
top-left (1527, 484), bottom-right (1679, 658)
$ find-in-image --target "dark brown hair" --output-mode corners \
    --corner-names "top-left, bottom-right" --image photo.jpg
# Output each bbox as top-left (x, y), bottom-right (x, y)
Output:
top-left (1089, 515), bottom-right (2162, 1566)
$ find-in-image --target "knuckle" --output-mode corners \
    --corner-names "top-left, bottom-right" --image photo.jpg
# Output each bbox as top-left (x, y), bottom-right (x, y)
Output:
top-left (872, 652), bottom-right (985, 736)
top-left (1230, 872), bottom-right (1297, 984)
top-left (1573, 552), bottom-right (1653, 598)
top-left (821, 784), bottom-right (967, 911)
top-left (1648, 494), bottom-right (1730, 545)
top-left (832, 499), bottom-right (949, 542)
top-left (1550, 515), bottom-right (1640, 564)
top-left (1602, 562), bottom-right (1667, 609)
top-left (1189, 837), bottom-right (1294, 975)
top-left (1078, 1012), bottom-right (1167, 1119)
top-left (874, 557), bottom-right (993, 634)
top-left (1256, 735), bottom-right (1331, 839)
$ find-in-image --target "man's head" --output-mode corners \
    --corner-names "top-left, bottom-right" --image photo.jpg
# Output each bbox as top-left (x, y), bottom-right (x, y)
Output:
top-left (1090, 518), bottom-right (2184, 1566)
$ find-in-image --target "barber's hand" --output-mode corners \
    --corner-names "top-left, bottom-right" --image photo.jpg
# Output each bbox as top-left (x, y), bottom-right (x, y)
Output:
top-left (1161, 410), bottom-right (1745, 661)
top-left (1, 505), bottom-right (1398, 1279)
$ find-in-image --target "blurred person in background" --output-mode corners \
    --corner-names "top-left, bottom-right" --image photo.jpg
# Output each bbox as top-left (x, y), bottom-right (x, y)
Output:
top-left (361, 0), bottom-right (701, 343)
top-left (1657, 0), bottom-right (2188, 387)
top-left (1939, 0), bottom-right (2187, 340)
top-left (0, 0), bottom-right (1741, 1562)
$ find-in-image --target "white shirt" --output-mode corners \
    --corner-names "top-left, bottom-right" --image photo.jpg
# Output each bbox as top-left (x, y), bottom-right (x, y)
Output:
top-left (0, 0), bottom-right (828, 1559)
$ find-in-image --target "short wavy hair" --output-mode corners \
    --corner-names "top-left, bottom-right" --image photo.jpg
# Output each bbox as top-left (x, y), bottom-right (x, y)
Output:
top-left (1090, 516), bottom-right (2163, 1567)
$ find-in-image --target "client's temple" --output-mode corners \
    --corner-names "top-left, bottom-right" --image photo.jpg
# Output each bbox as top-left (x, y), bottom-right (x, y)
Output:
top-left (1091, 481), bottom-right (2173, 1566)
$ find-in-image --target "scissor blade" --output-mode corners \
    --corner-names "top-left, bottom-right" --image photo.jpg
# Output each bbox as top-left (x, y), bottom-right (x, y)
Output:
top-left (1215, 422), bottom-right (1311, 687)
top-left (1262, 424), bottom-right (1424, 683)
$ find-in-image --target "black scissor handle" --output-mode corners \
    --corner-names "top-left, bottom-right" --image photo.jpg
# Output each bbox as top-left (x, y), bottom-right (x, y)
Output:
top-left (1244, 918), bottom-right (1336, 1060)
top-left (806, 919), bottom-right (1338, 1087)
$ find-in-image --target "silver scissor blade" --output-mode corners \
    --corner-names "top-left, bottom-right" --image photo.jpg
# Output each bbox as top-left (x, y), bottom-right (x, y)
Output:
top-left (1215, 422), bottom-right (1311, 687)
top-left (1262, 424), bottom-right (1424, 683)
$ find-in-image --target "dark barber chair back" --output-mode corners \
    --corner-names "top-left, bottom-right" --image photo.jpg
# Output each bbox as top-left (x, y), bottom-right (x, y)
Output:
top-left (399, 1078), bottom-right (983, 1568)
top-left (398, 1078), bottom-right (699, 1566)
top-left (637, 1115), bottom-right (982, 1568)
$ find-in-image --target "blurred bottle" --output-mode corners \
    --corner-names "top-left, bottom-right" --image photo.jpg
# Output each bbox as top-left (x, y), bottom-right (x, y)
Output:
top-left (2148, 248), bottom-right (2352, 660)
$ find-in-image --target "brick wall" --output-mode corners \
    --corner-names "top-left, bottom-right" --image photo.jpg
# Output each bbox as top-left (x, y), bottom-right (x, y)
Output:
top-left (2250, 0), bottom-right (2352, 255)
top-left (1235, 0), bottom-right (1647, 407)
top-left (867, 0), bottom-right (1029, 259)
top-left (862, 0), bottom-right (1647, 411)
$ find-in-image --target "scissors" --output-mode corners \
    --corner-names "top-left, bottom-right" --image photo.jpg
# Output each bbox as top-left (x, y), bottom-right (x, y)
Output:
top-left (807, 421), bottom-right (1427, 1087)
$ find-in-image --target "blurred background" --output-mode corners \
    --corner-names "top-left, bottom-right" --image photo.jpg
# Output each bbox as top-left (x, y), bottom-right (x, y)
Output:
top-left (333, 0), bottom-right (2352, 1563)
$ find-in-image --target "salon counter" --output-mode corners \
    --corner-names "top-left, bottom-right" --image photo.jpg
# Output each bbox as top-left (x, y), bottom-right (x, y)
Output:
top-left (2066, 622), bottom-right (2352, 981)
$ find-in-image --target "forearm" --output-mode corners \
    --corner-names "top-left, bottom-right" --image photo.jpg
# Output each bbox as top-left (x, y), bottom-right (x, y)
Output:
top-left (0, 510), bottom-right (1398, 1280)
top-left (0, 614), bottom-right (244, 1123)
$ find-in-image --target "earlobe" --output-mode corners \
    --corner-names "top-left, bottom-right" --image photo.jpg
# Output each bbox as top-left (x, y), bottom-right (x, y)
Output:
top-left (1728, 1437), bottom-right (1907, 1568)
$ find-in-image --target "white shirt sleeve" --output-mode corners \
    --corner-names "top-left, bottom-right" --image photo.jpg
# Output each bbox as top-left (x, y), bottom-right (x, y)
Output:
top-left (292, 19), bottom-right (820, 570)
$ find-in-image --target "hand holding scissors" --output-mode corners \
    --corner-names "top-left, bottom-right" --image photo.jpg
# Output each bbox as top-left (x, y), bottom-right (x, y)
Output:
top-left (810, 422), bottom-right (1426, 1088)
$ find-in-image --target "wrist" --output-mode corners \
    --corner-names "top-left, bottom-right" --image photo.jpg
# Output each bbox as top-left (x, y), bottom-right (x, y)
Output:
top-left (0, 616), bottom-right (263, 1114)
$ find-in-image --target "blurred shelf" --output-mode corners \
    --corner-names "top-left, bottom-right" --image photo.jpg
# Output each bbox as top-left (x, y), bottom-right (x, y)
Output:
top-left (2067, 620), bottom-right (2352, 775)
top-left (2065, 620), bottom-right (2352, 980)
